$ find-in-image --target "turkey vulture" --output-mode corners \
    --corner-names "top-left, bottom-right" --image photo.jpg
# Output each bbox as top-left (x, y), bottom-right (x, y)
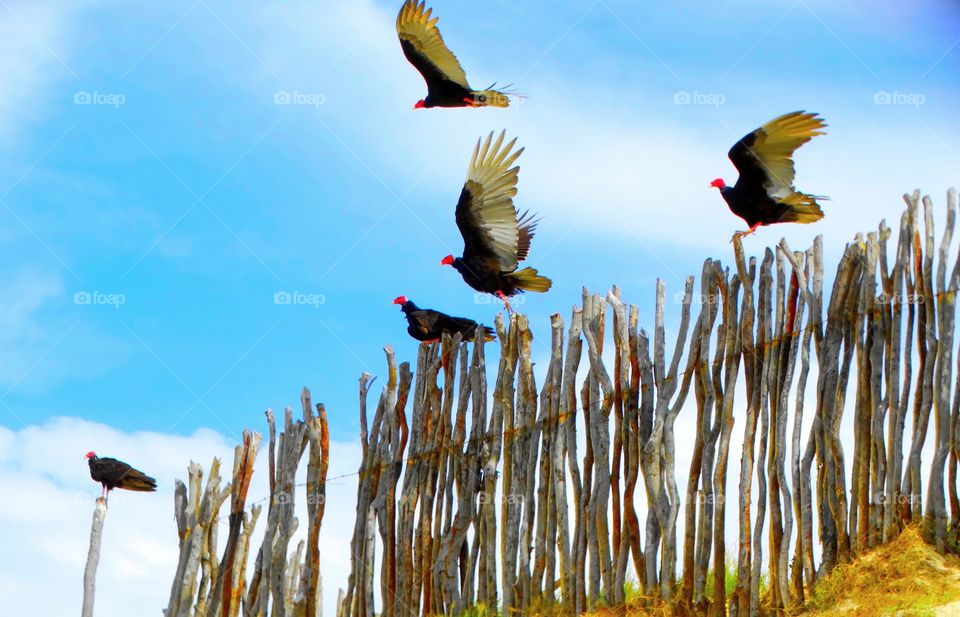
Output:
top-left (441, 131), bottom-right (552, 312)
top-left (86, 451), bottom-right (157, 498)
top-left (711, 111), bottom-right (827, 239)
top-left (397, 0), bottom-right (513, 109)
top-left (393, 296), bottom-right (495, 342)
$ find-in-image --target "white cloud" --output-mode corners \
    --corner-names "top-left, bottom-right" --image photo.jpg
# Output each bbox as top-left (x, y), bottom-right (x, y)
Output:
top-left (0, 416), bottom-right (362, 617)
top-left (0, 0), bottom-right (82, 143)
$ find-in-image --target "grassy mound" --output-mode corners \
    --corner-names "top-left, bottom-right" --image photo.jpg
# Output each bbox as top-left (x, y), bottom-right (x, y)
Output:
top-left (506, 529), bottom-right (960, 616)
top-left (797, 527), bottom-right (960, 616)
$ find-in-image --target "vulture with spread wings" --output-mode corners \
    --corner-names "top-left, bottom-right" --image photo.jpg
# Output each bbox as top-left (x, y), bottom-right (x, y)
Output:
top-left (86, 451), bottom-right (157, 498)
top-left (396, 0), bottom-right (513, 109)
top-left (393, 296), bottom-right (495, 343)
top-left (710, 111), bottom-right (828, 239)
top-left (441, 131), bottom-right (552, 312)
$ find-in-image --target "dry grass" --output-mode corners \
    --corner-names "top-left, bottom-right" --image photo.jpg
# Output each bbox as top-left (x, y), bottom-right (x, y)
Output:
top-left (517, 528), bottom-right (960, 617)
top-left (792, 527), bottom-right (960, 617)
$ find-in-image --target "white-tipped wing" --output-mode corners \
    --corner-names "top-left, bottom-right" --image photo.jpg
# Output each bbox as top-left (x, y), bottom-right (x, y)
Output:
top-left (455, 131), bottom-right (531, 271)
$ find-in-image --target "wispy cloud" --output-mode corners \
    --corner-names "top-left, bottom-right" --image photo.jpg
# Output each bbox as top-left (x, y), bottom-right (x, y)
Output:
top-left (0, 269), bottom-right (130, 399)
top-left (0, 1), bottom-right (84, 143)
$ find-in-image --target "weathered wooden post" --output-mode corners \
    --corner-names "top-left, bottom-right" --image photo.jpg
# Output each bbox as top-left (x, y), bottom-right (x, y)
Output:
top-left (82, 497), bottom-right (108, 617)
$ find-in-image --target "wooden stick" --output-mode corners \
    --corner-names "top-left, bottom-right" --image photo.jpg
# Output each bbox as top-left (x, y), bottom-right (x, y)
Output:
top-left (81, 497), bottom-right (108, 617)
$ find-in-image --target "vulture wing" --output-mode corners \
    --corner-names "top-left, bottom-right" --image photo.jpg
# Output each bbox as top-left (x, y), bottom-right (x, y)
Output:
top-left (408, 309), bottom-right (440, 339)
top-left (455, 131), bottom-right (527, 271)
top-left (515, 210), bottom-right (539, 263)
top-left (728, 111), bottom-right (826, 198)
top-left (397, 1), bottom-right (470, 91)
top-left (430, 311), bottom-right (495, 342)
top-left (91, 457), bottom-right (157, 491)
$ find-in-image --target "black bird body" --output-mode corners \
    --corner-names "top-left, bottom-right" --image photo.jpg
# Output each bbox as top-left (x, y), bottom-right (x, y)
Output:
top-left (712, 111), bottom-right (827, 236)
top-left (394, 297), bottom-right (494, 342)
top-left (87, 452), bottom-right (157, 497)
top-left (448, 256), bottom-right (522, 297)
top-left (442, 132), bottom-right (552, 309)
top-left (719, 173), bottom-right (784, 228)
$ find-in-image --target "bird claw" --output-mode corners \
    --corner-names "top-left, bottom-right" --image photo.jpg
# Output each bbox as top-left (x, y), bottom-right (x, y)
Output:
top-left (730, 226), bottom-right (758, 243)
top-left (496, 291), bottom-right (514, 314)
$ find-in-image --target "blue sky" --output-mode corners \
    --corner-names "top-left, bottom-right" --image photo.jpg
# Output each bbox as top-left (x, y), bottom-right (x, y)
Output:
top-left (1, 0), bottom-right (958, 445)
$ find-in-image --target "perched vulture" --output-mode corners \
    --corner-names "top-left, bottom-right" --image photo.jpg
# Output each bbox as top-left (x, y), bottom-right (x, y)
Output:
top-left (397, 0), bottom-right (513, 108)
top-left (393, 296), bottom-right (494, 342)
top-left (711, 111), bottom-right (827, 238)
top-left (441, 131), bottom-right (552, 312)
top-left (86, 451), bottom-right (157, 498)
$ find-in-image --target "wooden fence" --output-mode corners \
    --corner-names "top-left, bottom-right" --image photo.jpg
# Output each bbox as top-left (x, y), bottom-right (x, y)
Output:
top-left (337, 189), bottom-right (960, 617)
top-left (162, 189), bottom-right (959, 617)
top-left (163, 392), bottom-right (330, 617)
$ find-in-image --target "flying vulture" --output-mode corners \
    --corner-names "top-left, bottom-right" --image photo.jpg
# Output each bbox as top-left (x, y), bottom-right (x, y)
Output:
top-left (397, 0), bottom-right (513, 108)
top-left (393, 296), bottom-right (495, 342)
top-left (441, 131), bottom-right (552, 312)
top-left (86, 451), bottom-right (157, 498)
top-left (711, 111), bottom-right (827, 239)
